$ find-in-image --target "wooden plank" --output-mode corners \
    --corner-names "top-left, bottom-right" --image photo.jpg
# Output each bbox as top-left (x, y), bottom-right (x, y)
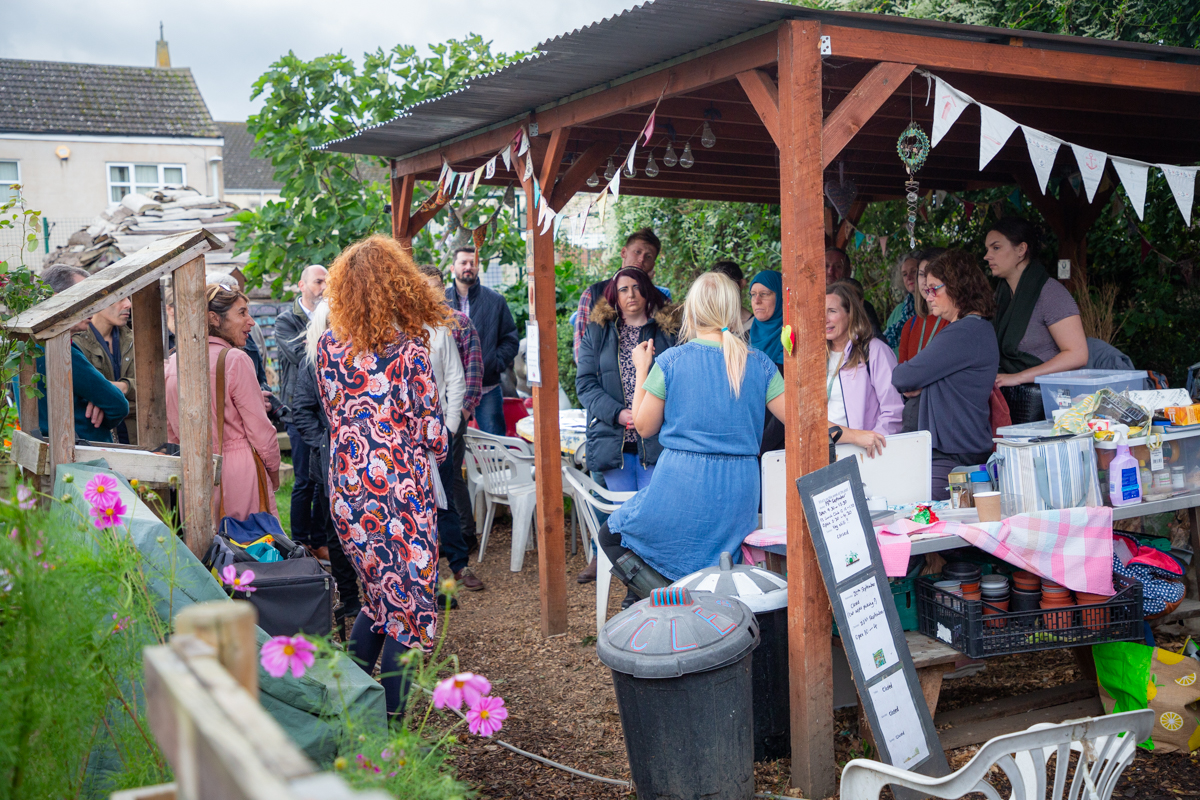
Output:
top-left (175, 601), bottom-right (260, 698)
top-left (538, 126), bottom-right (572, 196)
top-left (902, 631), bottom-right (960, 668)
top-left (10, 430), bottom-right (48, 476)
top-left (17, 358), bottom-right (38, 436)
top-left (9, 429), bottom-right (222, 484)
top-left (406, 195), bottom-right (450, 241)
top-left (821, 61), bottom-right (915, 169)
top-left (393, 120), bottom-right (527, 179)
top-left (934, 680), bottom-right (1099, 732)
top-left (5, 229), bottom-right (222, 339)
top-left (110, 784), bottom-right (177, 800)
top-left (392, 171), bottom-right (414, 253)
top-left (524, 178), bottom-right (567, 638)
top-left (174, 256), bottom-right (214, 559)
top-left (736, 69), bottom-right (781, 148)
top-left (824, 24), bottom-right (1200, 94)
top-left (548, 142), bottom-right (607, 212)
top-left (132, 281), bottom-right (168, 448)
top-left (939, 696), bottom-right (1105, 751)
top-left (778, 19), bottom-right (835, 799)
top-left (45, 332), bottom-right (75, 475)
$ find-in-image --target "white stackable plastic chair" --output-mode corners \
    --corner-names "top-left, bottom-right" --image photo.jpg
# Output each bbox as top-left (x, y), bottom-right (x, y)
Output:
top-left (464, 429), bottom-right (538, 572)
top-left (561, 465), bottom-right (635, 631)
top-left (840, 709), bottom-right (1153, 800)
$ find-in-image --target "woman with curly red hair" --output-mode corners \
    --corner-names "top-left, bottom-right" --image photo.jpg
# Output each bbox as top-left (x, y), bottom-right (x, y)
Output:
top-left (317, 235), bottom-right (451, 716)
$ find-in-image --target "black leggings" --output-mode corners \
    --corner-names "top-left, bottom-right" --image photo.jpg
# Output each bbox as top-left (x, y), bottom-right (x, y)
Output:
top-left (348, 611), bottom-right (411, 716)
top-left (598, 522), bottom-right (629, 570)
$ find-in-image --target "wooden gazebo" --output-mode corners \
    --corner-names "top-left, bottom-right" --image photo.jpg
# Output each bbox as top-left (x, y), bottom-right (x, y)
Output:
top-left (7, 230), bottom-right (224, 559)
top-left (324, 1), bottom-right (1200, 792)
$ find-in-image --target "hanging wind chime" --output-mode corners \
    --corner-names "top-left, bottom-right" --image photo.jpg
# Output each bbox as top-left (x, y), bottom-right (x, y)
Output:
top-left (897, 82), bottom-right (930, 249)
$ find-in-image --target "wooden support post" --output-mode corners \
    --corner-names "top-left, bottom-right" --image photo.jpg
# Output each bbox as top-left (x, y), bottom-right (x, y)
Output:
top-left (822, 61), bottom-right (916, 168)
top-left (17, 357), bottom-right (38, 436)
top-left (391, 169), bottom-right (415, 254)
top-left (779, 19), bottom-right (836, 798)
top-left (175, 601), bottom-right (260, 698)
top-left (524, 179), bottom-right (568, 638)
top-left (45, 331), bottom-right (75, 476)
top-left (736, 69), bottom-right (781, 148)
top-left (132, 281), bottom-right (168, 448)
top-left (174, 256), bottom-right (214, 559)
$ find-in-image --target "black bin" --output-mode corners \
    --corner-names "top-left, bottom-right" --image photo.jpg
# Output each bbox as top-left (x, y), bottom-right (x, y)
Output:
top-left (672, 552), bottom-right (790, 761)
top-left (598, 586), bottom-right (759, 800)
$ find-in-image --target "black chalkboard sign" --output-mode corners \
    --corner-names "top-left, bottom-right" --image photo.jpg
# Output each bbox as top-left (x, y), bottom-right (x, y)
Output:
top-left (796, 457), bottom-right (949, 786)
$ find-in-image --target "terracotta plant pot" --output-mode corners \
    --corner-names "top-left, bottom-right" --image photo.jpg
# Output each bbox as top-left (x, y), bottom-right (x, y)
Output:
top-left (1040, 600), bottom-right (1074, 631)
top-left (984, 599), bottom-right (1010, 629)
top-left (1075, 592), bottom-right (1111, 631)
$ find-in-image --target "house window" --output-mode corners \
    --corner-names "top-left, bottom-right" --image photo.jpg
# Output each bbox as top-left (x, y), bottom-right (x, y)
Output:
top-left (0, 161), bottom-right (18, 204)
top-left (106, 163), bottom-right (186, 202)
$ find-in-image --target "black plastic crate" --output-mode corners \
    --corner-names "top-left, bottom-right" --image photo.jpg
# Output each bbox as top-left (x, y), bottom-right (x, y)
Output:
top-left (916, 574), bottom-right (1143, 658)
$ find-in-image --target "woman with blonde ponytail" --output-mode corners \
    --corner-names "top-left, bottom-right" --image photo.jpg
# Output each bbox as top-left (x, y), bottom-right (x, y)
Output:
top-left (598, 272), bottom-right (786, 606)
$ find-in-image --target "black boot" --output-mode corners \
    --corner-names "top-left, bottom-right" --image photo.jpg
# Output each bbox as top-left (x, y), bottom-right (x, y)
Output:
top-left (611, 551), bottom-right (670, 599)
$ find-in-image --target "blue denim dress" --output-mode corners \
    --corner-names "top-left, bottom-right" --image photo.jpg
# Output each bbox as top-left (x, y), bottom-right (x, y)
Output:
top-left (608, 340), bottom-right (777, 580)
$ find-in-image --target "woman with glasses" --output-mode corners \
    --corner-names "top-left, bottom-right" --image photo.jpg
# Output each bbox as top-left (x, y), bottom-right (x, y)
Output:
top-left (892, 250), bottom-right (999, 499)
top-left (825, 281), bottom-right (904, 458)
top-left (897, 248), bottom-right (947, 431)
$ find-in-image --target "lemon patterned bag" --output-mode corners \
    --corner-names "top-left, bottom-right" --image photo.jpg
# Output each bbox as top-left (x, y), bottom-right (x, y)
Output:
top-left (1094, 641), bottom-right (1200, 753)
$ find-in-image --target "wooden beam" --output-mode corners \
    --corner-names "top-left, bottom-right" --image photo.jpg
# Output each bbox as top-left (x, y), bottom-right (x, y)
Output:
top-left (407, 195), bottom-right (451, 241)
top-left (174, 256), bottom-right (214, 559)
top-left (132, 282), bottom-right (168, 449)
top-left (9, 429), bottom-right (222, 485)
top-left (523, 180), bottom-right (567, 638)
top-left (778, 19), bottom-right (835, 798)
top-left (821, 61), bottom-right (915, 168)
top-left (549, 142), bottom-right (609, 212)
top-left (736, 70), bottom-right (780, 148)
top-left (175, 601), bottom-right (261, 699)
top-left (824, 24), bottom-right (1200, 93)
top-left (17, 358), bottom-right (38, 437)
top-left (538, 127), bottom-right (572, 197)
top-left (45, 331), bottom-right (74, 476)
top-left (393, 32), bottom-right (777, 177)
top-left (392, 171), bottom-right (415, 253)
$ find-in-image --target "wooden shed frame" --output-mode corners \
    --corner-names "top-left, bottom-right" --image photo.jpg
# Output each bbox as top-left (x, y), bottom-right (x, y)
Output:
top-left (6, 229), bottom-right (224, 559)
top-left (325, 4), bottom-right (1200, 793)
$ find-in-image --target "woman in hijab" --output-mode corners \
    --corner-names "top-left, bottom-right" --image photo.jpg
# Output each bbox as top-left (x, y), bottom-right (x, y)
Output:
top-left (747, 270), bottom-right (785, 454)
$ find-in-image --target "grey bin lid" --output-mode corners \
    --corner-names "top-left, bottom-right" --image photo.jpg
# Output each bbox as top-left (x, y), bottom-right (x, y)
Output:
top-left (671, 552), bottom-right (788, 614)
top-left (597, 587), bottom-right (759, 679)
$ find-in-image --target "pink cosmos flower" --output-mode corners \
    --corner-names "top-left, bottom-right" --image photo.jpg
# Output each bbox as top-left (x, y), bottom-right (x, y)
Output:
top-left (16, 485), bottom-right (35, 511)
top-left (466, 694), bottom-right (507, 737)
top-left (260, 635), bottom-right (317, 679)
top-left (84, 474), bottom-right (119, 506)
top-left (90, 496), bottom-right (128, 529)
top-left (221, 564), bottom-right (256, 593)
top-left (432, 672), bottom-right (491, 710)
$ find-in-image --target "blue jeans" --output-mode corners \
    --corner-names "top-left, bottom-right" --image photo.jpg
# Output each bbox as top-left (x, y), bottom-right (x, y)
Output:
top-left (602, 452), bottom-right (655, 492)
top-left (286, 424), bottom-right (321, 546)
top-left (475, 388), bottom-right (506, 436)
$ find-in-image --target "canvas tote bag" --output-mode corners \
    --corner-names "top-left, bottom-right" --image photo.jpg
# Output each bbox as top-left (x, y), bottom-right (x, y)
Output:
top-left (992, 432), bottom-right (1102, 515)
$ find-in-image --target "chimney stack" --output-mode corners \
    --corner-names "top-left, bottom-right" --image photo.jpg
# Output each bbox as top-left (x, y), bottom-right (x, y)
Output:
top-left (155, 22), bottom-right (171, 68)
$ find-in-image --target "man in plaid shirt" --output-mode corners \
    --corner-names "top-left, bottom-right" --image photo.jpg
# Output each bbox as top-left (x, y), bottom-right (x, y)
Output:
top-left (572, 228), bottom-right (667, 362)
top-left (420, 264), bottom-right (486, 592)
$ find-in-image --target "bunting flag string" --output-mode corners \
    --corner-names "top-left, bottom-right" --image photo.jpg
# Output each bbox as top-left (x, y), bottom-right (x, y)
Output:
top-left (916, 68), bottom-right (1198, 225)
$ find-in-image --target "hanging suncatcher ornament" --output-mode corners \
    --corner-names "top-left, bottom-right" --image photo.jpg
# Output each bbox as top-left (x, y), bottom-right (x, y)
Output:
top-left (897, 122), bottom-right (930, 248)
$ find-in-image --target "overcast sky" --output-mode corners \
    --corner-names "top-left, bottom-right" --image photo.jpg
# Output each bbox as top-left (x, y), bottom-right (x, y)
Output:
top-left (2, 0), bottom-right (641, 121)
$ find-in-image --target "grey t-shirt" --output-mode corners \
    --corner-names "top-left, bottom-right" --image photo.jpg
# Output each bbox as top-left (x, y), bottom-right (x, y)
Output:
top-left (1017, 279), bottom-right (1080, 362)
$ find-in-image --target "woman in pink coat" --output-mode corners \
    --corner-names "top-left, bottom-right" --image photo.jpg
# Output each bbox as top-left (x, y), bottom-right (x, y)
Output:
top-left (166, 283), bottom-right (281, 521)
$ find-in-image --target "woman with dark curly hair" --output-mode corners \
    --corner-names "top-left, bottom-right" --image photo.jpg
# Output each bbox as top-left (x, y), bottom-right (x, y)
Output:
top-left (892, 250), bottom-right (999, 500)
top-left (317, 235), bottom-right (451, 716)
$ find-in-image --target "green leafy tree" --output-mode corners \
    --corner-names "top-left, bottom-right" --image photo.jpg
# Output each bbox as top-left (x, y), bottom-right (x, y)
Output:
top-left (234, 36), bottom-right (528, 292)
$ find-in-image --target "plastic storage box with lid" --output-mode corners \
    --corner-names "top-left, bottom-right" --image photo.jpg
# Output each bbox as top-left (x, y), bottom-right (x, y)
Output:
top-left (1034, 369), bottom-right (1148, 420)
top-left (1095, 424), bottom-right (1200, 499)
top-left (671, 552), bottom-right (789, 762)
top-left (597, 587), bottom-right (760, 800)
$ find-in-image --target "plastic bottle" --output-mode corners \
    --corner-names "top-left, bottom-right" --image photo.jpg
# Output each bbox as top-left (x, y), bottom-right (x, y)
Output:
top-left (1108, 432), bottom-right (1143, 507)
top-left (1139, 460), bottom-right (1152, 489)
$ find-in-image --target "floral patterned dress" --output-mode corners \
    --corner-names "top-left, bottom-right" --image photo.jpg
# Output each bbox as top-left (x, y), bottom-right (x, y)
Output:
top-left (315, 330), bottom-right (448, 651)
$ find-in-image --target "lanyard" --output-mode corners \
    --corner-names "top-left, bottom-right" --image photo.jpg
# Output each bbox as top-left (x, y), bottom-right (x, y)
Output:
top-left (916, 316), bottom-right (944, 354)
top-left (826, 352), bottom-right (846, 400)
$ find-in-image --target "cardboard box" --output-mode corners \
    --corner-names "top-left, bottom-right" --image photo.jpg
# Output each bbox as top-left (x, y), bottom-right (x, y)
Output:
top-left (1165, 405), bottom-right (1200, 426)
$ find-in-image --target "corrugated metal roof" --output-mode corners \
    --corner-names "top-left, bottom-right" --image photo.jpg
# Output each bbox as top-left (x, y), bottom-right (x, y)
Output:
top-left (322, 0), bottom-right (1200, 160)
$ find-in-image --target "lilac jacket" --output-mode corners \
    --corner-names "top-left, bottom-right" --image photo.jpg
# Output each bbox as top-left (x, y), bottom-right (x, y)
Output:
top-left (835, 337), bottom-right (904, 435)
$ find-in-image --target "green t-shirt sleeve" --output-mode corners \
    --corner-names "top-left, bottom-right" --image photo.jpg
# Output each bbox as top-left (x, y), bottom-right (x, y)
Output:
top-left (766, 369), bottom-right (784, 403)
top-left (642, 363), bottom-right (667, 400)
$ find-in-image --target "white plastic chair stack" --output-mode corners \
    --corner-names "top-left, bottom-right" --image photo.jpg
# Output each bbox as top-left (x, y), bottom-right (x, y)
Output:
top-left (561, 465), bottom-right (634, 631)
top-left (839, 709), bottom-right (1153, 800)
top-left (464, 429), bottom-right (537, 572)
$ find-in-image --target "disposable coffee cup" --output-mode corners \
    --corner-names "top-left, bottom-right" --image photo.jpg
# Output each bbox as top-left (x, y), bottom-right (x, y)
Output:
top-left (975, 491), bottom-right (1002, 522)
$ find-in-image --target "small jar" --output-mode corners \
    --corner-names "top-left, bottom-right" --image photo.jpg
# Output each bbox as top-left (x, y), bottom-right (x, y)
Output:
top-left (1154, 470), bottom-right (1173, 490)
top-left (1172, 466), bottom-right (1187, 491)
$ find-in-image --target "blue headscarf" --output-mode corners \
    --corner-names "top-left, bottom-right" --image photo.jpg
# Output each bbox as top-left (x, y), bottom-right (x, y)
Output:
top-left (748, 270), bottom-right (784, 367)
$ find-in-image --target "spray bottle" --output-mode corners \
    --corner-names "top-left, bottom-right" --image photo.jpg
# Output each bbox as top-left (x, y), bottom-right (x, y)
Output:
top-left (1107, 426), bottom-right (1143, 507)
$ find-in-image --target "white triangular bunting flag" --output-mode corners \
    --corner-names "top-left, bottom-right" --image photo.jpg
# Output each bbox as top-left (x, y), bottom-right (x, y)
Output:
top-left (1110, 157), bottom-right (1150, 221)
top-left (438, 160), bottom-right (449, 187)
top-left (485, 157), bottom-right (496, 180)
top-left (1070, 144), bottom-right (1107, 202)
top-left (608, 170), bottom-right (621, 199)
top-left (522, 155), bottom-right (533, 182)
top-left (598, 190), bottom-right (608, 227)
top-left (472, 166), bottom-right (484, 192)
top-left (978, 105), bottom-right (1019, 170)
top-left (1159, 164), bottom-right (1199, 226)
top-left (517, 128), bottom-right (529, 157)
top-left (501, 147), bottom-right (511, 172)
top-left (445, 172), bottom-right (457, 195)
top-left (540, 205), bottom-right (554, 236)
top-left (931, 77), bottom-right (974, 148)
top-left (624, 143), bottom-right (637, 175)
top-left (1021, 126), bottom-right (1062, 194)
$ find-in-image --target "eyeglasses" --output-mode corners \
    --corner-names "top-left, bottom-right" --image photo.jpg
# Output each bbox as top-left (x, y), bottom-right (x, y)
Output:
top-left (749, 291), bottom-right (775, 301)
top-left (922, 282), bottom-right (946, 299)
